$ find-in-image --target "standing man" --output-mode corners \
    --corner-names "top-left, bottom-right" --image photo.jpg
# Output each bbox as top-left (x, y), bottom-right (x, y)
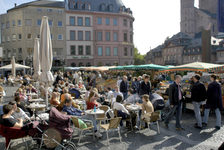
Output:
top-left (139, 75), bottom-right (151, 97)
top-left (164, 75), bottom-right (184, 130)
top-left (203, 74), bottom-right (223, 130)
top-left (120, 75), bottom-right (129, 100)
top-left (191, 74), bottom-right (207, 129)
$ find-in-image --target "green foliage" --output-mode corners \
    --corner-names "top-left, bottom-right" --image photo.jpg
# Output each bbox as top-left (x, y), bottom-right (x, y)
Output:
top-left (134, 47), bottom-right (145, 65)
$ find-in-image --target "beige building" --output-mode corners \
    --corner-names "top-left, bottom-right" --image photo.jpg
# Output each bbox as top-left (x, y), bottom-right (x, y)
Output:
top-left (0, 1), bottom-right (66, 67)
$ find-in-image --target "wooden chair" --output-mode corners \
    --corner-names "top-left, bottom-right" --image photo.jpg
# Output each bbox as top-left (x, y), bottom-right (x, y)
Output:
top-left (96, 105), bottom-right (110, 124)
top-left (100, 117), bottom-right (122, 145)
top-left (71, 116), bottom-right (95, 145)
top-left (144, 111), bottom-right (160, 134)
top-left (113, 109), bottom-right (133, 131)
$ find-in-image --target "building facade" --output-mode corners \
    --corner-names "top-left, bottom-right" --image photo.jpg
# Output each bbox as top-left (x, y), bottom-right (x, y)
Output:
top-left (65, 0), bottom-right (134, 67)
top-left (0, 1), bottom-right (66, 67)
top-left (181, 0), bottom-right (218, 37)
top-left (0, 0), bottom-right (134, 67)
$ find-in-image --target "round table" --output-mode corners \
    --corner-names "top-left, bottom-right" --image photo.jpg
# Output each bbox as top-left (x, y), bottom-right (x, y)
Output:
top-left (27, 104), bottom-right (46, 120)
top-left (126, 104), bottom-right (142, 111)
top-left (85, 109), bottom-right (104, 115)
top-left (29, 98), bottom-right (44, 103)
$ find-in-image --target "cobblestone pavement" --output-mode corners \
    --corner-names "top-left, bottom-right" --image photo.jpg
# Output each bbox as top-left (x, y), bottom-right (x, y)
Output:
top-left (0, 85), bottom-right (223, 150)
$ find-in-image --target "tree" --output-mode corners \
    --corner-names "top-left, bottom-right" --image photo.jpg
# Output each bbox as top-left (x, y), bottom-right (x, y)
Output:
top-left (134, 47), bottom-right (146, 65)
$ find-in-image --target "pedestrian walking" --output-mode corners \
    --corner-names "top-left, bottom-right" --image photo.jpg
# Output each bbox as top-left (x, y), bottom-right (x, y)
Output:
top-left (203, 74), bottom-right (223, 130)
top-left (164, 75), bottom-right (184, 130)
top-left (120, 75), bottom-right (129, 100)
top-left (191, 74), bottom-right (207, 129)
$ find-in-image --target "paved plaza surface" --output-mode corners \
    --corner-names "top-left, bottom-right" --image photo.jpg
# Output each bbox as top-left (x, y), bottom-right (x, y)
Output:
top-left (0, 85), bottom-right (223, 150)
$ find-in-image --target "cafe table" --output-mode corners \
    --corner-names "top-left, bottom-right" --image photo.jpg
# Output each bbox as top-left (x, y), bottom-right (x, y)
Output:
top-left (29, 98), bottom-right (44, 103)
top-left (27, 103), bottom-right (46, 120)
top-left (85, 109), bottom-right (104, 130)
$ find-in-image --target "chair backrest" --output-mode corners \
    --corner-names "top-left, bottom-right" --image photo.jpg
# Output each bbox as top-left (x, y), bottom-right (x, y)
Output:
top-left (109, 117), bottom-right (122, 129)
top-left (97, 105), bottom-right (110, 119)
top-left (113, 109), bottom-right (118, 117)
top-left (150, 111), bottom-right (160, 122)
top-left (71, 116), bottom-right (80, 128)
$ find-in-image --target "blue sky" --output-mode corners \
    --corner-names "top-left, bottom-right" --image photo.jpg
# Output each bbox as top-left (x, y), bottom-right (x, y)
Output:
top-left (0, 0), bottom-right (192, 54)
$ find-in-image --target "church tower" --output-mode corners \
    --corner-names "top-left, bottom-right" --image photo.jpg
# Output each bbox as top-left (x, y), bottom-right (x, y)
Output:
top-left (180, 0), bottom-right (196, 37)
top-left (199, 0), bottom-right (218, 14)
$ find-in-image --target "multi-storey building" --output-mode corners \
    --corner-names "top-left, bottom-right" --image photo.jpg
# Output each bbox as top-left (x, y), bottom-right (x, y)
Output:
top-left (0, 0), bottom-right (134, 67)
top-left (65, 0), bottom-right (134, 66)
top-left (0, 1), bottom-right (66, 67)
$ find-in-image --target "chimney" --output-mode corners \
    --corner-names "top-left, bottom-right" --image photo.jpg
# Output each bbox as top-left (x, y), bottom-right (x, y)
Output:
top-left (14, 3), bottom-right (17, 7)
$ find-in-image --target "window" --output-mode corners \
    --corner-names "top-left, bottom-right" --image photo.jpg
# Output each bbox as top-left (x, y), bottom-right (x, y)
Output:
top-left (130, 34), bottom-right (133, 43)
top-left (98, 47), bottom-right (103, 56)
top-left (70, 31), bottom-right (76, 40)
top-left (79, 62), bottom-right (83, 67)
top-left (78, 31), bottom-right (83, 41)
top-left (18, 48), bottom-right (22, 53)
top-left (2, 36), bottom-right (5, 42)
top-left (113, 32), bottom-right (118, 41)
top-left (71, 63), bottom-right (76, 67)
top-left (1, 23), bottom-right (5, 29)
top-left (130, 48), bottom-right (133, 56)
top-left (18, 34), bottom-right (22, 40)
top-left (85, 17), bottom-right (90, 26)
top-left (58, 34), bottom-right (63, 40)
top-left (70, 17), bottom-right (75, 26)
top-left (113, 47), bottom-right (118, 56)
top-left (97, 17), bottom-right (102, 25)
top-left (6, 21), bottom-right (10, 28)
top-left (58, 21), bottom-right (63, 27)
top-left (113, 18), bottom-right (117, 26)
top-left (25, 19), bottom-right (32, 26)
top-left (58, 10), bottom-right (63, 14)
top-left (18, 20), bottom-right (22, 26)
top-left (124, 33), bottom-right (127, 42)
top-left (78, 46), bottom-right (83, 55)
top-left (37, 34), bottom-right (40, 38)
top-left (47, 9), bottom-right (53, 12)
top-left (37, 19), bottom-right (41, 26)
top-left (12, 34), bottom-right (16, 41)
top-left (48, 20), bottom-right (53, 26)
top-left (106, 18), bottom-right (110, 25)
top-left (78, 17), bottom-right (83, 26)
top-left (97, 32), bottom-right (102, 41)
top-left (124, 47), bottom-right (128, 56)
top-left (51, 34), bottom-right (53, 40)
top-left (85, 31), bottom-right (91, 41)
top-left (123, 19), bottom-right (127, 26)
top-left (86, 46), bottom-right (91, 55)
top-left (27, 34), bottom-right (32, 39)
top-left (70, 45), bottom-right (76, 55)
top-left (106, 47), bottom-right (111, 56)
top-left (106, 32), bottom-right (110, 41)
top-left (130, 21), bottom-right (133, 28)
top-left (12, 20), bottom-right (16, 26)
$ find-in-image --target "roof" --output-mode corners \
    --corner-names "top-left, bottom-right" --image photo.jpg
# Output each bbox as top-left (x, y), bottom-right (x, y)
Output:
top-left (8, 0), bottom-right (64, 12)
top-left (65, 0), bottom-right (130, 14)
top-left (187, 38), bottom-right (201, 48)
top-left (169, 32), bottom-right (192, 40)
top-left (199, 9), bottom-right (217, 19)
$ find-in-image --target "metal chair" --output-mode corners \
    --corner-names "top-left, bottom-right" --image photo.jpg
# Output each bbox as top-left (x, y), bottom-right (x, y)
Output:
top-left (100, 117), bottom-right (122, 145)
top-left (71, 116), bottom-right (95, 145)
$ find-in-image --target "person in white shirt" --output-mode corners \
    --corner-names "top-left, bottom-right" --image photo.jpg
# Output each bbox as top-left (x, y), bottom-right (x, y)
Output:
top-left (112, 95), bottom-right (130, 127)
top-left (113, 86), bottom-right (123, 100)
top-left (107, 87), bottom-right (114, 100)
top-left (9, 101), bottom-right (30, 121)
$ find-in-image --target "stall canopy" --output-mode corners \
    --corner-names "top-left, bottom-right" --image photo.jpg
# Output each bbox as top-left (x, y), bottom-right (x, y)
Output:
top-left (161, 62), bottom-right (222, 72)
top-left (81, 66), bottom-right (115, 71)
top-left (0, 63), bottom-right (30, 70)
top-left (64, 67), bottom-right (81, 71)
top-left (207, 65), bottom-right (224, 72)
top-left (110, 64), bottom-right (168, 70)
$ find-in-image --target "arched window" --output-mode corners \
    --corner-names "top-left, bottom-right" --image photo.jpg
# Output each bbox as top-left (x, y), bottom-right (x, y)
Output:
top-left (108, 4), bottom-right (113, 12)
top-left (100, 4), bottom-right (106, 11)
top-left (86, 62), bottom-right (91, 67)
top-left (82, 3), bottom-right (85, 10)
top-left (71, 63), bottom-right (76, 67)
top-left (79, 62), bottom-right (83, 67)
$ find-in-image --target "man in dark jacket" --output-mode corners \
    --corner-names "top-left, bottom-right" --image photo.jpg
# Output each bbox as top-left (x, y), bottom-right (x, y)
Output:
top-left (120, 75), bottom-right (129, 100)
top-left (164, 75), bottom-right (184, 130)
top-left (139, 75), bottom-right (151, 97)
top-left (203, 74), bottom-right (223, 130)
top-left (191, 74), bottom-right (207, 129)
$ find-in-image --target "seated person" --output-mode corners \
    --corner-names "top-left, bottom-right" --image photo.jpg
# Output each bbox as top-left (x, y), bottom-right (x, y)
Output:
top-left (112, 95), bottom-right (130, 127)
top-left (62, 99), bottom-right (83, 116)
top-left (50, 89), bottom-right (61, 107)
top-left (15, 96), bottom-right (31, 117)
top-left (138, 94), bottom-right (154, 128)
top-left (62, 99), bottom-right (102, 138)
top-left (113, 86), bottom-right (123, 100)
top-left (17, 88), bottom-right (28, 102)
top-left (150, 92), bottom-right (165, 111)
top-left (27, 84), bottom-right (37, 94)
top-left (124, 89), bottom-right (140, 105)
top-left (86, 91), bottom-right (101, 110)
top-left (0, 104), bottom-right (23, 128)
top-left (58, 88), bottom-right (79, 110)
top-left (8, 101), bottom-right (30, 121)
top-left (78, 81), bottom-right (86, 91)
top-left (107, 87), bottom-right (114, 99)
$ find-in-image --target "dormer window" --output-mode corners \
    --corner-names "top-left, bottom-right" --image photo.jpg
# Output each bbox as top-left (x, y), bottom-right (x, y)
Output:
top-left (100, 4), bottom-right (106, 11)
top-left (108, 4), bottom-right (113, 12)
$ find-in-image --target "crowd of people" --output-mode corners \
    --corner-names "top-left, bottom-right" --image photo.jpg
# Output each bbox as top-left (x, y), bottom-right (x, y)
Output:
top-left (0, 70), bottom-right (223, 147)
